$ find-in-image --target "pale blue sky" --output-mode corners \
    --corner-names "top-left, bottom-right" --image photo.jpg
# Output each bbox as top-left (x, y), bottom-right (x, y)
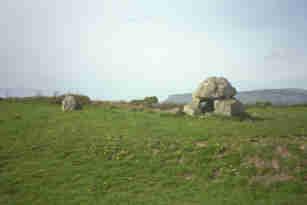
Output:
top-left (1, 0), bottom-right (307, 100)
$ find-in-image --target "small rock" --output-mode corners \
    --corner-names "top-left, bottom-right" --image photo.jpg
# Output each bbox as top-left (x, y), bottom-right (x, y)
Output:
top-left (271, 159), bottom-right (280, 170)
top-left (195, 141), bottom-right (208, 148)
top-left (250, 175), bottom-right (294, 185)
top-left (152, 149), bottom-right (160, 156)
top-left (276, 146), bottom-right (291, 158)
top-left (183, 173), bottom-right (193, 180)
top-left (215, 168), bottom-right (222, 177)
top-left (178, 158), bottom-right (184, 165)
top-left (299, 144), bottom-right (306, 151)
top-left (248, 156), bottom-right (265, 168)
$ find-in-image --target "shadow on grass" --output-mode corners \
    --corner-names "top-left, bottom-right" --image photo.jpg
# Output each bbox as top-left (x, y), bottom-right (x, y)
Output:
top-left (158, 111), bottom-right (270, 122)
top-left (213, 112), bottom-right (271, 122)
top-left (158, 112), bottom-right (186, 118)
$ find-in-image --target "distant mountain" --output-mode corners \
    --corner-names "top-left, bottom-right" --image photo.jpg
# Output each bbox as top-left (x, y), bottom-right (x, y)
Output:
top-left (0, 88), bottom-right (58, 98)
top-left (163, 93), bottom-right (193, 105)
top-left (163, 89), bottom-right (307, 105)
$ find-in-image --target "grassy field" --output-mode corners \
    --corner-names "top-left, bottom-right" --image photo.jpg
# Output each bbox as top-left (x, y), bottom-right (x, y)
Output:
top-left (1, 101), bottom-right (307, 205)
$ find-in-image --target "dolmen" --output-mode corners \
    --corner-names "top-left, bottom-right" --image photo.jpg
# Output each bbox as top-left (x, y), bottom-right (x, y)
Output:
top-left (62, 95), bottom-right (82, 112)
top-left (183, 77), bottom-right (245, 116)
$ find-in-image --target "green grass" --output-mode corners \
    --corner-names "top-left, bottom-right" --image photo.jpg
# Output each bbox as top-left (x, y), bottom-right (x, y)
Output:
top-left (1, 101), bottom-right (307, 204)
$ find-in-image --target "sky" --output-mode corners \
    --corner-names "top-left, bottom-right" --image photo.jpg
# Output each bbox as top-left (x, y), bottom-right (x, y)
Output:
top-left (1, 0), bottom-right (307, 101)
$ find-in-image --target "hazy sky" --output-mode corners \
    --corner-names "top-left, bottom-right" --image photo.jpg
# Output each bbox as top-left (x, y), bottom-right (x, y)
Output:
top-left (1, 0), bottom-right (307, 100)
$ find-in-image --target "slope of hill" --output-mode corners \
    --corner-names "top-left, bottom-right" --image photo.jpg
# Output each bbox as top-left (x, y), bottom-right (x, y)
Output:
top-left (0, 88), bottom-right (60, 98)
top-left (163, 88), bottom-right (307, 105)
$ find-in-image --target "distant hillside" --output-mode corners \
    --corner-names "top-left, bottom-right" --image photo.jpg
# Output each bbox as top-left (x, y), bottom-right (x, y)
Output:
top-left (0, 88), bottom-right (58, 98)
top-left (163, 88), bottom-right (307, 105)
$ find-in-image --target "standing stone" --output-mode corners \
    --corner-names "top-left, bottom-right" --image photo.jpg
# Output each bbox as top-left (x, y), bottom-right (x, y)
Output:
top-left (62, 95), bottom-right (81, 112)
top-left (183, 103), bottom-right (201, 116)
top-left (214, 99), bottom-right (244, 116)
top-left (183, 97), bottom-right (201, 116)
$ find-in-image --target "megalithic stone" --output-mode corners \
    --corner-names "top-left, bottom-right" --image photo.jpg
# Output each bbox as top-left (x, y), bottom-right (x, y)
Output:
top-left (62, 95), bottom-right (82, 112)
top-left (185, 76), bottom-right (245, 116)
top-left (193, 77), bottom-right (237, 100)
top-left (214, 98), bottom-right (245, 116)
top-left (183, 103), bottom-right (201, 116)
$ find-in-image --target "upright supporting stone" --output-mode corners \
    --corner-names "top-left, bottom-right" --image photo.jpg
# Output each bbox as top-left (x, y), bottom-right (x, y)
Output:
top-left (214, 99), bottom-right (244, 116)
top-left (183, 103), bottom-right (201, 116)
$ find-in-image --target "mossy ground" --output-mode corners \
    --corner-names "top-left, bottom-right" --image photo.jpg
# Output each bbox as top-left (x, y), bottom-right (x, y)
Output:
top-left (0, 101), bottom-right (307, 204)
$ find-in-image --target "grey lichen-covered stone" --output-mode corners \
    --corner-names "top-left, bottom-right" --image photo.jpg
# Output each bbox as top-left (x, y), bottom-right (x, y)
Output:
top-left (182, 76), bottom-right (244, 117)
top-left (214, 98), bottom-right (245, 116)
top-left (183, 103), bottom-right (201, 116)
top-left (193, 77), bottom-right (237, 100)
top-left (62, 95), bottom-right (81, 112)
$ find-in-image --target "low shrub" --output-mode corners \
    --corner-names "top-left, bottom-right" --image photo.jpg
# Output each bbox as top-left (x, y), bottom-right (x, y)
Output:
top-left (255, 101), bottom-right (273, 107)
top-left (130, 99), bottom-right (144, 105)
top-left (131, 96), bottom-right (159, 105)
top-left (144, 96), bottom-right (159, 104)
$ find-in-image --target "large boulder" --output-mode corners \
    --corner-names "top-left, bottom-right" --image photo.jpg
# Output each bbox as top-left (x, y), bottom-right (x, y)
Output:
top-left (183, 76), bottom-right (245, 117)
top-left (62, 95), bottom-right (82, 112)
top-left (214, 99), bottom-right (245, 116)
top-left (54, 94), bottom-right (91, 105)
top-left (193, 77), bottom-right (237, 100)
top-left (183, 103), bottom-right (201, 116)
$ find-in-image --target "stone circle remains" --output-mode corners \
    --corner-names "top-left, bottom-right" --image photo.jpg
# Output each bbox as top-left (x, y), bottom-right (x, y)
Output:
top-left (183, 77), bottom-right (245, 116)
